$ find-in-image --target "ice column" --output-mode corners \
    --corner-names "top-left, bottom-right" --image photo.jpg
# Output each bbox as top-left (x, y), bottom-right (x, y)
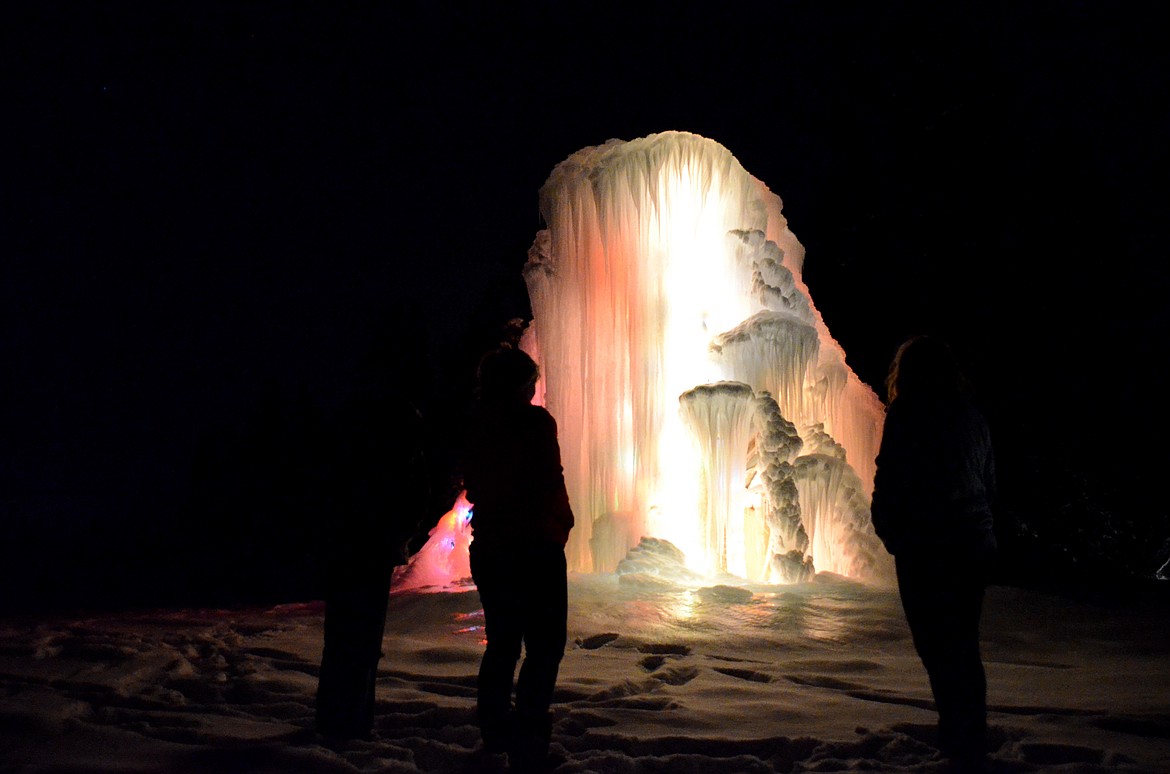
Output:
top-left (679, 382), bottom-right (757, 578)
top-left (748, 392), bottom-right (815, 584)
top-left (522, 131), bottom-right (889, 582)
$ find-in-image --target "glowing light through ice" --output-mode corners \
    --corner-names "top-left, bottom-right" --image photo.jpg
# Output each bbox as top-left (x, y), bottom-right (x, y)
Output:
top-left (393, 492), bottom-right (474, 592)
top-left (522, 131), bottom-right (892, 583)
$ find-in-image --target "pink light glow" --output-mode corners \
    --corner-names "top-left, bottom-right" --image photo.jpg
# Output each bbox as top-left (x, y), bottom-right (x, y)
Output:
top-left (393, 492), bottom-right (475, 592)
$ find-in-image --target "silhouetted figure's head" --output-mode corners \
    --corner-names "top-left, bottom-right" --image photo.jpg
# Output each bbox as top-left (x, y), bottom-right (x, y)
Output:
top-left (885, 335), bottom-right (969, 404)
top-left (476, 348), bottom-right (539, 407)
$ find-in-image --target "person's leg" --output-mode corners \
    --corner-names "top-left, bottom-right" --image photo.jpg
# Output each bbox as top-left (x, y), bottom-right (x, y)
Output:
top-left (896, 557), bottom-right (957, 753)
top-left (948, 569), bottom-right (989, 761)
top-left (512, 547), bottom-right (568, 768)
top-left (318, 589), bottom-right (372, 738)
top-left (316, 593), bottom-right (353, 737)
top-left (898, 555), bottom-right (989, 762)
top-left (355, 584), bottom-right (390, 738)
top-left (471, 545), bottom-right (524, 752)
top-left (317, 584), bottom-right (386, 740)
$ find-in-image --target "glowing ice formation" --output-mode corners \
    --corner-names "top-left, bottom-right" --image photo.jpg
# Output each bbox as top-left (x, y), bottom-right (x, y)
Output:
top-left (398, 131), bottom-right (892, 591)
top-left (392, 493), bottom-right (474, 592)
top-left (522, 131), bottom-right (892, 583)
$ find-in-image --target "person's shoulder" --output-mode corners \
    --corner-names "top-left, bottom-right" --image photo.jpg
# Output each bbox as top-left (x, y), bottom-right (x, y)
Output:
top-left (473, 402), bottom-right (554, 427)
top-left (893, 391), bottom-right (970, 413)
top-left (951, 392), bottom-right (985, 417)
top-left (959, 394), bottom-right (992, 432)
top-left (519, 403), bottom-right (558, 429)
top-left (522, 403), bottom-right (555, 420)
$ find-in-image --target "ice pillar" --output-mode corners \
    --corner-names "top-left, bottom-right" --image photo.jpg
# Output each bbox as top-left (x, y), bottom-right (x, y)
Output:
top-left (522, 131), bottom-right (889, 582)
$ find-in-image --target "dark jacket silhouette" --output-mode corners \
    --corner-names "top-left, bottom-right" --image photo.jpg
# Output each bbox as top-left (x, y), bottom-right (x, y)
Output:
top-left (871, 392), bottom-right (996, 559)
top-left (463, 401), bottom-right (574, 549)
top-left (462, 347), bottom-right (574, 770)
top-left (315, 384), bottom-right (427, 741)
top-left (871, 335), bottom-right (996, 765)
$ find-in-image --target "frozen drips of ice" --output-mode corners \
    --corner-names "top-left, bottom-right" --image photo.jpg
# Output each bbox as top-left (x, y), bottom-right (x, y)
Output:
top-left (793, 453), bottom-right (892, 583)
top-left (711, 311), bottom-right (820, 429)
top-left (749, 392), bottom-right (815, 584)
top-left (615, 536), bottom-right (705, 589)
top-left (730, 228), bottom-right (811, 320)
top-left (403, 131), bottom-right (891, 590)
top-left (679, 382), bottom-right (758, 579)
top-left (519, 131), bottom-right (890, 584)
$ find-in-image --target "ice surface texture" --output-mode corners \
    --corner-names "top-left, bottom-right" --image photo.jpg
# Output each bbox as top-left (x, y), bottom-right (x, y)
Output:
top-left (522, 131), bottom-right (889, 583)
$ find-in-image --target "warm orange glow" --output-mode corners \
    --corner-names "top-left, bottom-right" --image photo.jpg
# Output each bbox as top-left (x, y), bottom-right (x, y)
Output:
top-left (523, 132), bottom-right (892, 584)
top-left (392, 492), bottom-right (474, 592)
top-left (400, 132), bottom-right (893, 589)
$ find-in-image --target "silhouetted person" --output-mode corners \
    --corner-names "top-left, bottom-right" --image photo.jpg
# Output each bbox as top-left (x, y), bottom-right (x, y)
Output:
top-left (315, 380), bottom-right (427, 742)
top-left (871, 335), bottom-right (997, 768)
top-left (462, 348), bottom-right (574, 771)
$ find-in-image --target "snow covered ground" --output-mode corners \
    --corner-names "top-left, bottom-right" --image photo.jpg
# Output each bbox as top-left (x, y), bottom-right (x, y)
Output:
top-left (1, 573), bottom-right (1168, 773)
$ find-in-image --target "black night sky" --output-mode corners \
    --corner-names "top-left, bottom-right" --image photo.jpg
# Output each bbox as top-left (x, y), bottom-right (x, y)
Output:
top-left (3, 2), bottom-right (1168, 612)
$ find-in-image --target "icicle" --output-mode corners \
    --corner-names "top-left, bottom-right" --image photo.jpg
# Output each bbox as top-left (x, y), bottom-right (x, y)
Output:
top-left (679, 382), bottom-right (757, 578)
top-left (748, 392), bottom-right (815, 583)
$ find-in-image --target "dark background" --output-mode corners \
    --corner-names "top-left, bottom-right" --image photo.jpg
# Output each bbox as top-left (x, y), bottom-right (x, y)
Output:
top-left (3, 2), bottom-right (1167, 612)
